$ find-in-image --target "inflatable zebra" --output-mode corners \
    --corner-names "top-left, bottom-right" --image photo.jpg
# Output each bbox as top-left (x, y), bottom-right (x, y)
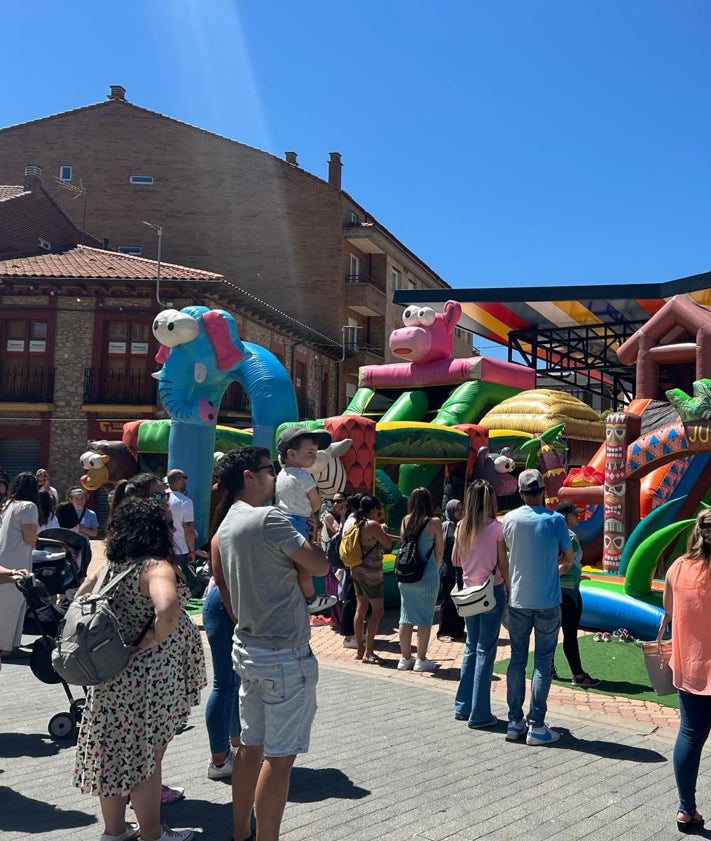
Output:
top-left (308, 439), bottom-right (352, 499)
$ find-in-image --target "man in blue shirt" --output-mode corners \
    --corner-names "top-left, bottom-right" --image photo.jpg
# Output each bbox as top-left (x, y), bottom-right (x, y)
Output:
top-left (503, 469), bottom-right (573, 746)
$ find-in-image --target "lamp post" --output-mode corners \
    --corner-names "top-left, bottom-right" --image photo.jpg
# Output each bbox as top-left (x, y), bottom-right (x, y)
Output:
top-left (142, 220), bottom-right (165, 306)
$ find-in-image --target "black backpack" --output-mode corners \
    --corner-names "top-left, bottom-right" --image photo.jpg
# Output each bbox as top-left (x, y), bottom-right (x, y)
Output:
top-left (327, 530), bottom-right (344, 569)
top-left (394, 519), bottom-right (433, 584)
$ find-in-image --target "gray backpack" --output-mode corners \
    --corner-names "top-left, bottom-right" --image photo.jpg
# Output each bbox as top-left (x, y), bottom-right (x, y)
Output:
top-left (52, 561), bottom-right (152, 686)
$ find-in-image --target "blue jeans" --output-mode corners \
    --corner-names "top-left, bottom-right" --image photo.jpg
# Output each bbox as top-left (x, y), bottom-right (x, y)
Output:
top-left (203, 586), bottom-right (241, 754)
top-left (674, 689), bottom-right (711, 815)
top-left (454, 583), bottom-right (506, 725)
top-left (506, 605), bottom-right (561, 727)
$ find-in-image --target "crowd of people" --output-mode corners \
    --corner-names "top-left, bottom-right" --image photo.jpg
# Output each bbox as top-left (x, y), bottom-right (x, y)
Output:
top-left (1, 443), bottom-right (709, 838)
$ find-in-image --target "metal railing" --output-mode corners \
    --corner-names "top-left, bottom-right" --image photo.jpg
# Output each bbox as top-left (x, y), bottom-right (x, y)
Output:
top-left (83, 368), bottom-right (157, 405)
top-left (0, 366), bottom-right (55, 402)
top-left (344, 273), bottom-right (385, 293)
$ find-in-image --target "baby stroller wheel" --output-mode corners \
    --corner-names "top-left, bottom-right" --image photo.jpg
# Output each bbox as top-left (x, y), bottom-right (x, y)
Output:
top-left (70, 698), bottom-right (85, 723)
top-left (48, 711), bottom-right (75, 739)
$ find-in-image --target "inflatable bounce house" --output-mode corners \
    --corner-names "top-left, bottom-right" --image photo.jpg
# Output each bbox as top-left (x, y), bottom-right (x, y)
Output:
top-left (552, 295), bottom-right (711, 639)
top-left (79, 294), bottom-right (711, 633)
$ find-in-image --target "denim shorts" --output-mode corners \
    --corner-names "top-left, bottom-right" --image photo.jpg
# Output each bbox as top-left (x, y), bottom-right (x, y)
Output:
top-left (233, 641), bottom-right (318, 757)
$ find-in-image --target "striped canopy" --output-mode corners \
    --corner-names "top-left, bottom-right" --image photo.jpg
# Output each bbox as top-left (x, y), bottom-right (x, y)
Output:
top-left (394, 269), bottom-right (711, 347)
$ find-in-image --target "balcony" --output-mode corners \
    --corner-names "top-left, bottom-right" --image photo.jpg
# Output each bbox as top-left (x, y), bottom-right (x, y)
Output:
top-left (341, 344), bottom-right (385, 379)
top-left (83, 368), bottom-right (157, 407)
top-left (219, 382), bottom-right (251, 416)
top-left (344, 273), bottom-right (386, 317)
top-left (343, 221), bottom-right (387, 254)
top-left (0, 366), bottom-right (55, 404)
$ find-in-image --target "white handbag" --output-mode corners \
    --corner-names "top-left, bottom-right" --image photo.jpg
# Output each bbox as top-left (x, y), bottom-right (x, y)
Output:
top-left (451, 575), bottom-right (495, 617)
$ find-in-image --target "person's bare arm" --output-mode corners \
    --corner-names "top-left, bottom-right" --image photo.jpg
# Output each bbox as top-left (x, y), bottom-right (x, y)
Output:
top-left (78, 522), bottom-right (98, 539)
top-left (135, 560), bottom-right (182, 652)
top-left (430, 518), bottom-right (444, 563)
top-left (183, 521), bottom-right (196, 555)
top-left (307, 487), bottom-right (322, 516)
top-left (291, 541), bottom-right (329, 577)
top-left (21, 523), bottom-right (38, 547)
top-left (0, 565), bottom-right (28, 584)
top-left (211, 533), bottom-right (236, 622)
top-left (661, 576), bottom-right (674, 641)
top-left (558, 546), bottom-right (574, 575)
top-left (496, 540), bottom-right (511, 591)
top-left (363, 520), bottom-right (393, 550)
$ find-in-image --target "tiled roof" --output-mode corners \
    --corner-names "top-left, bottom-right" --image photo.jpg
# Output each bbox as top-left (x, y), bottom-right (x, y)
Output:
top-left (0, 186), bottom-right (101, 257)
top-left (0, 185), bottom-right (29, 202)
top-left (0, 245), bottom-right (224, 280)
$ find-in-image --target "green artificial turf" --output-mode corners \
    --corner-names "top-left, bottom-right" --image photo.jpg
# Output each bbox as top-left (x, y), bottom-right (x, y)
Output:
top-left (184, 597), bottom-right (204, 616)
top-left (494, 633), bottom-right (679, 709)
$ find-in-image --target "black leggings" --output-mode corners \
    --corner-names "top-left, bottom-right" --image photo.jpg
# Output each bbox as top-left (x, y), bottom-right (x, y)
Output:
top-left (560, 588), bottom-right (583, 677)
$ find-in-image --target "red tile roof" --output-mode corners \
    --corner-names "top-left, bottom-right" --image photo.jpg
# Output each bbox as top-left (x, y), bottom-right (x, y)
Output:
top-left (0, 245), bottom-right (224, 281)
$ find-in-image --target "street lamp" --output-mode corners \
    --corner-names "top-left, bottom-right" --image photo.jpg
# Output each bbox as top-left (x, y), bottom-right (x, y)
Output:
top-left (142, 220), bottom-right (166, 306)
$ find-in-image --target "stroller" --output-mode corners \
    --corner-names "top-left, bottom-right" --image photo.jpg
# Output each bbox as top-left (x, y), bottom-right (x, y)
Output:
top-left (15, 528), bottom-right (90, 739)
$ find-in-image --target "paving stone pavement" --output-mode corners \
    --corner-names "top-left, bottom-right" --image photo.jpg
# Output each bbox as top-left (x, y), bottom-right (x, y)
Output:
top-left (0, 627), bottom-right (705, 841)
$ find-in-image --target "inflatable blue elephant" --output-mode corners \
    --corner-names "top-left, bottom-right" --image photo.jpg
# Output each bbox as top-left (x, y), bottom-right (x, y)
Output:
top-left (152, 306), bottom-right (298, 541)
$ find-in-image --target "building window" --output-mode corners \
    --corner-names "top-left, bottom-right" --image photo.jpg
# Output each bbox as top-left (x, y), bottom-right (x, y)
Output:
top-left (0, 318), bottom-right (53, 402)
top-left (406, 279), bottom-right (416, 290)
top-left (85, 319), bottom-right (155, 404)
top-left (344, 318), bottom-right (360, 351)
top-left (347, 254), bottom-right (360, 283)
top-left (391, 269), bottom-right (401, 290)
top-left (118, 246), bottom-right (142, 255)
top-left (350, 211), bottom-right (358, 224)
top-left (129, 175), bottom-right (154, 185)
top-left (58, 165), bottom-right (72, 181)
top-left (38, 238), bottom-right (52, 251)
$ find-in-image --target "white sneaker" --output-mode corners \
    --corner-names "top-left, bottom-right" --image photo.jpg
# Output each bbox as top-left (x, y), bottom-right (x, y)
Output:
top-left (413, 658), bottom-right (438, 673)
top-left (142, 827), bottom-right (194, 841)
top-left (526, 724), bottom-right (561, 746)
top-left (307, 594), bottom-right (338, 614)
top-left (207, 747), bottom-right (236, 780)
top-left (342, 636), bottom-right (359, 649)
top-left (397, 656), bottom-right (416, 670)
top-left (100, 822), bottom-right (139, 841)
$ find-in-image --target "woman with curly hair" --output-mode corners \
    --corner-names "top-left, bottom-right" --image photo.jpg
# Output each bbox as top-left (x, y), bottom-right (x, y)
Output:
top-left (397, 487), bottom-right (443, 673)
top-left (663, 508), bottom-right (711, 833)
top-left (73, 497), bottom-right (204, 841)
top-left (0, 472), bottom-right (39, 659)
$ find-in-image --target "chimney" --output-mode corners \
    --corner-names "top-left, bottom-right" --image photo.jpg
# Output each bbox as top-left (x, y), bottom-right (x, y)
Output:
top-left (328, 152), bottom-right (342, 189)
top-left (285, 151), bottom-right (298, 167)
top-left (24, 164), bottom-right (42, 191)
top-left (108, 85), bottom-right (127, 101)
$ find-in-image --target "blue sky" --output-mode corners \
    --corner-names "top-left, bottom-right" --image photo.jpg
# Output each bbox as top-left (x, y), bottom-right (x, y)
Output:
top-left (4, 1), bottom-right (711, 297)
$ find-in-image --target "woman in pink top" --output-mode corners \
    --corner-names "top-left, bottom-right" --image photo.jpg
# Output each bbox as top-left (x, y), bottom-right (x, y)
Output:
top-left (452, 480), bottom-right (510, 728)
top-left (663, 509), bottom-right (711, 833)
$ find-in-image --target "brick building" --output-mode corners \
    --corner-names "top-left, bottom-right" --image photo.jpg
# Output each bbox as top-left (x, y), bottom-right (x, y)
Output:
top-left (0, 85), bottom-right (473, 407)
top-left (0, 173), bottom-right (343, 499)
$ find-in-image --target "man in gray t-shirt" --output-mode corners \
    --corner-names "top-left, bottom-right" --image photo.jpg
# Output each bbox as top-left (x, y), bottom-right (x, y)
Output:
top-left (213, 446), bottom-right (329, 841)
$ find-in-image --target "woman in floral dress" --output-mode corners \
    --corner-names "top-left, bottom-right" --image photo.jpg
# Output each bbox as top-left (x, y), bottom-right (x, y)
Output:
top-left (73, 498), bottom-right (205, 841)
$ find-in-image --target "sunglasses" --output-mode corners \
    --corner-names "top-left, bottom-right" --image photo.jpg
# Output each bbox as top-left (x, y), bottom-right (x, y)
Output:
top-left (252, 465), bottom-right (276, 476)
top-left (333, 499), bottom-right (346, 504)
top-left (153, 491), bottom-right (168, 501)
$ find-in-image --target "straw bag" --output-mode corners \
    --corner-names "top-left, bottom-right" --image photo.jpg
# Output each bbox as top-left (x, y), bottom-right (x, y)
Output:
top-left (637, 617), bottom-right (674, 696)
